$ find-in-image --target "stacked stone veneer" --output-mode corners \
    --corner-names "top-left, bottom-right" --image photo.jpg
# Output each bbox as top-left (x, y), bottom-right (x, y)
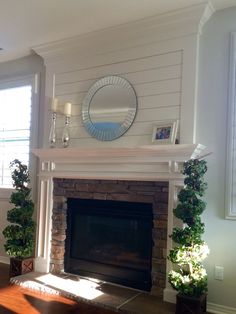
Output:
top-left (50, 178), bottom-right (169, 296)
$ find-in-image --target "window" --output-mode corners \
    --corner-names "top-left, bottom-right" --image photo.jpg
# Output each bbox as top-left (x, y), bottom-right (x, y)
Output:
top-left (225, 32), bottom-right (236, 219)
top-left (0, 75), bottom-right (38, 188)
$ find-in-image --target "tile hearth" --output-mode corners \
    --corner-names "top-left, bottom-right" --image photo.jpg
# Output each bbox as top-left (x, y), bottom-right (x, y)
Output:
top-left (10, 271), bottom-right (175, 314)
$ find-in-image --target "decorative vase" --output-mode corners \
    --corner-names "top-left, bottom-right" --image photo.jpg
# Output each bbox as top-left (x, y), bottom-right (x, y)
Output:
top-left (49, 111), bottom-right (57, 148)
top-left (9, 257), bottom-right (34, 277)
top-left (175, 293), bottom-right (207, 314)
top-left (62, 115), bottom-right (70, 148)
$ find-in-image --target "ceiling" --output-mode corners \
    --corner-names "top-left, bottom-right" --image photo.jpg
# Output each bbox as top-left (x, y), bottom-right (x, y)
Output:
top-left (0, 0), bottom-right (235, 63)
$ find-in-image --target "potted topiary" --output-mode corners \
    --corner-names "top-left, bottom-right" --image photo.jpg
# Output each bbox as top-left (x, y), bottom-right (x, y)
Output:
top-left (168, 159), bottom-right (209, 314)
top-left (2, 159), bottom-right (36, 277)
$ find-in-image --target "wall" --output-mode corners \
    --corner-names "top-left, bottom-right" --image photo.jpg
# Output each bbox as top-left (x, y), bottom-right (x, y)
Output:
top-left (0, 54), bottom-right (44, 262)
top-left (33, 1), bottom-right (215, 307)
top-left (35, 3), bottom-right (210, 148)
top-left (53, 50), bottom-right (182, 148)
top-left (197, 7), bottom-right (236, 310)
top-left (2, 2), bottom-right (235, 312)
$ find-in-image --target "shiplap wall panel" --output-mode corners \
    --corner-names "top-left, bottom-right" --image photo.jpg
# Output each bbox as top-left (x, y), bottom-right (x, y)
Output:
top-left (55, 91), bottom-right (181, 114)
top-left (55, 64), bottom-right (181, 92)
top-left (54, 48), bottom-right (182, 146)
top-left (138, 93), bottom-right (180, 109)
top-left (55, 52), bottom-right (182, 85)
top-left (67, 135), bottom-right (155, 148)
top-left (56, 78), bottom-right (180, 100)
top-left (56, 108), bottom-right (179, 142)
top-left (56, 105), bottom-right (179, 130)
top-left (55, 69), bottom-right (181, 98)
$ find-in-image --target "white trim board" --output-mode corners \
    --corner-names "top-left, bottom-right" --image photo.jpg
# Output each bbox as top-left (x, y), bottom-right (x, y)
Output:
top-left (164, 289), bottom-right (236, 314)
top-left (0, 256), bottom-right (10, 264)
top-left (225, 32), bottom-right (236, 220)
top-left (207, 303), bottom-right (236, 314)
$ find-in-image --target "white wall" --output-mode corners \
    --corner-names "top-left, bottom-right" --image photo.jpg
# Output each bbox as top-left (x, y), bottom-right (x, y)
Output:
top-left (34, 1), bottom-right (230, 307)
top-left (53, 50), bottom-right (182, 148)
top-left (197, 7), bottom-right (236, 310)
top-left (0, 55), bottom-right (44, 262)
top-left (35, 3), bottom-right (211, 148)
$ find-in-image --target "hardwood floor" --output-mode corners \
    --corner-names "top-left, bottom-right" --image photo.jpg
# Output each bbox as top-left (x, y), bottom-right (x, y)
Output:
top-left (0, 263), bottom-right (117, 314)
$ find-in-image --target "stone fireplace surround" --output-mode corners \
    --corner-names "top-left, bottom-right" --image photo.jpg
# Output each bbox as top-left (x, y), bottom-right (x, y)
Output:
top-left (51, 178), bottom-right (169, 296)
top-left (32, 144), bottom-right (205, 302)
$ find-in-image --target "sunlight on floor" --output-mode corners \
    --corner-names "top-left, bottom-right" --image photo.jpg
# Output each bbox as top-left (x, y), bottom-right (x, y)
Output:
top-left (36, 273), bottom-right (104, 300)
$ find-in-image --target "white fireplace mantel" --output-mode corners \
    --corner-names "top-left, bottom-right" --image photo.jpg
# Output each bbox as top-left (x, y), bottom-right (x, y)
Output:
top-left (32, 143), bottom-right (205, 303)
top-left (32, 143), bottom-right (205, 181)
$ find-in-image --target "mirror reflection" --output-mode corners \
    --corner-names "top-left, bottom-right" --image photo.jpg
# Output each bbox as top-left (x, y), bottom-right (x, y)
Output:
top-left (82, 76), bottom-right (137, 141)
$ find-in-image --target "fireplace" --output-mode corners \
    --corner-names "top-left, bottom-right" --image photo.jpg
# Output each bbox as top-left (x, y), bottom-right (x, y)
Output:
top-left (50, 178), bottom-right (168, 295)
top-left (32, 144), bottom-right (204, 301)
top-left (64, 198), bottom-right (153, 290)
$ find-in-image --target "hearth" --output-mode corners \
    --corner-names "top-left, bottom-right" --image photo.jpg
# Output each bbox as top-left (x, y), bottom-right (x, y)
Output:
top-left (64, 198), bottom-right (153, 290)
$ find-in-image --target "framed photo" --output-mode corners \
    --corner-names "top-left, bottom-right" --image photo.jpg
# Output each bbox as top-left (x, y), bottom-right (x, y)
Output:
top-left (152, 120), bottom-right (179, 144)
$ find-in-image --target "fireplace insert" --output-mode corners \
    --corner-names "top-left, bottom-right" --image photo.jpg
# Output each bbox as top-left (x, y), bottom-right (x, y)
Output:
top-left (64, 198), bottom-right (153, 290)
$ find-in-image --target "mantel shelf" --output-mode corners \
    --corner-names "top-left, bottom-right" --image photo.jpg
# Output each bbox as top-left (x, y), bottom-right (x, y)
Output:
top-left (32, 144), bottom-right (205, 163)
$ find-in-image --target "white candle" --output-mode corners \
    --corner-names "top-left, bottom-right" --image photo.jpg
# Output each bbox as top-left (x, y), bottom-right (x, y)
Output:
top-left (64, 102), bottom-right (72, 116)
top-left (51, 98), bottom-right (58, 112)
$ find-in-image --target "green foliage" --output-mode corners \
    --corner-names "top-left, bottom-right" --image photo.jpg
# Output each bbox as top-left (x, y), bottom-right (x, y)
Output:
top-left (168, 159), bottom-right (209, 297)
top-left (2, 159), bottom-right (36, 258)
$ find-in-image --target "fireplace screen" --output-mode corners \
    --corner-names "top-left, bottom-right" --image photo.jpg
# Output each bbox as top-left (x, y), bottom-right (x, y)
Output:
top-left (64, 198), bottom-right (153, 290)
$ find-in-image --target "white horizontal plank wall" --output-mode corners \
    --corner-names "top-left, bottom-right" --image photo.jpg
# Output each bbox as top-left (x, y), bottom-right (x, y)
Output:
top-left (53, 50), bottom-right (182, 148)
top-left (35, 3), bottom-right (213, 149)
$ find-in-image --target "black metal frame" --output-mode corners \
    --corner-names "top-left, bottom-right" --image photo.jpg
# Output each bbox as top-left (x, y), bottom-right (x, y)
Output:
top-left (64, 198), bottom-right (153, 291)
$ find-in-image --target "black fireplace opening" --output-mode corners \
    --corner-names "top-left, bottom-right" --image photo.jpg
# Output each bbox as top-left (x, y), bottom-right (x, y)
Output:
top-left (64, 198), bottom-right (153, 291)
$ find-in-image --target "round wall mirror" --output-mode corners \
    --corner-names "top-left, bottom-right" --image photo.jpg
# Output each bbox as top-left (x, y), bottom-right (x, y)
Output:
top-left (82, 76), bottom-right (137, 141)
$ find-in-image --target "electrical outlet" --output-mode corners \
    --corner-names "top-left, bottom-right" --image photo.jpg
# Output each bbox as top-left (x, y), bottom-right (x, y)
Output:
top-left (215, 266), bottom-right (224, 280)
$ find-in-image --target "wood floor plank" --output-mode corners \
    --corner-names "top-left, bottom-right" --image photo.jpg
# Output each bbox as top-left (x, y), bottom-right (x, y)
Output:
top-left (0, 263), bottom-right (116, 314)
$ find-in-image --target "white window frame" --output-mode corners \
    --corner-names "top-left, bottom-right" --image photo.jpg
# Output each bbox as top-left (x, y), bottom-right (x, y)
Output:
top-left (225, 32), bottom-right (236, 219)
top-left (0, 74), bottom-right (39, 199)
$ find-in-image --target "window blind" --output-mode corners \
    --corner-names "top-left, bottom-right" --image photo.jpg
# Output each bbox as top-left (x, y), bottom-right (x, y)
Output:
top-left (0, 85), bottom-right (32, 187)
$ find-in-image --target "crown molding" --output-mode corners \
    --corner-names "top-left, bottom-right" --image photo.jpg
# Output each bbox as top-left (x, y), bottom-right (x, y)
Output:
top-left (199, 1), bottom-right (215, 33)
top-left (33, 2), bottom-right (214, 64)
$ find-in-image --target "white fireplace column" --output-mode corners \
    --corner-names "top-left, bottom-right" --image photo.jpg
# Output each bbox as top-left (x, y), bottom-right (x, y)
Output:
top-left (34, 161), bottom-right (54, 273)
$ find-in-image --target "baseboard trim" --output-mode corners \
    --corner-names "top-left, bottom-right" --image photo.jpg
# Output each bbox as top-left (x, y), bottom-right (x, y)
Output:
top-left (0, 256), bottom-right (10, 264)
top-left (164, 288), bottom-right (236, 314)
top-left (207, 302), bottom-right (236, 314)
top-left (163, 287), bottom-right (177, 303)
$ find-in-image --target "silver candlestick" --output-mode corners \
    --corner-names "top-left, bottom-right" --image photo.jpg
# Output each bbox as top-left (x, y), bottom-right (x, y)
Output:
top-left (49, 112), bottom-right (57, 148)
top-left (62, 115), bottom-right (70, 148)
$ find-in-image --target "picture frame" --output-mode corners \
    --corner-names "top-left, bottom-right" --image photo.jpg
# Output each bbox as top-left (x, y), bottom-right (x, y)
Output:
top-left (151, 120), bottom-right (179, 144)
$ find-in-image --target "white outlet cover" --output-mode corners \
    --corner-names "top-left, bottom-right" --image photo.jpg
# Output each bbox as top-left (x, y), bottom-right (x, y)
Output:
top-left (215, 266), bottom-right (224, 281)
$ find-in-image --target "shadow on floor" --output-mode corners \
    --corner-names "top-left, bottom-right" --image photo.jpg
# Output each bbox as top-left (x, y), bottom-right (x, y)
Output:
top-left (0, 305), bottom-right (18, 314)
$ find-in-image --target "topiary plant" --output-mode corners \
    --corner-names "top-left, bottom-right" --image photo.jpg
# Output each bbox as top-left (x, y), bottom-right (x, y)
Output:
top-left (2, 159), bottom-right (36, 258)
top-left (168, 158), bottom-right (209, 297)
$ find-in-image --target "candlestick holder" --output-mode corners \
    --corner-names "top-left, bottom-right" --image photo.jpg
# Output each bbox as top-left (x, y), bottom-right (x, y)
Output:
top-left (49, 112), bottom-right (57, 148)
top-left (62, 115), bottom-right (70, 148)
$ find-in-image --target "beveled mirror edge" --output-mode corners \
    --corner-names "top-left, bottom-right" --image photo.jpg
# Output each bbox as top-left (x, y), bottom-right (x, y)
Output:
top-left (82, 75), bottom-right (137, 141)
